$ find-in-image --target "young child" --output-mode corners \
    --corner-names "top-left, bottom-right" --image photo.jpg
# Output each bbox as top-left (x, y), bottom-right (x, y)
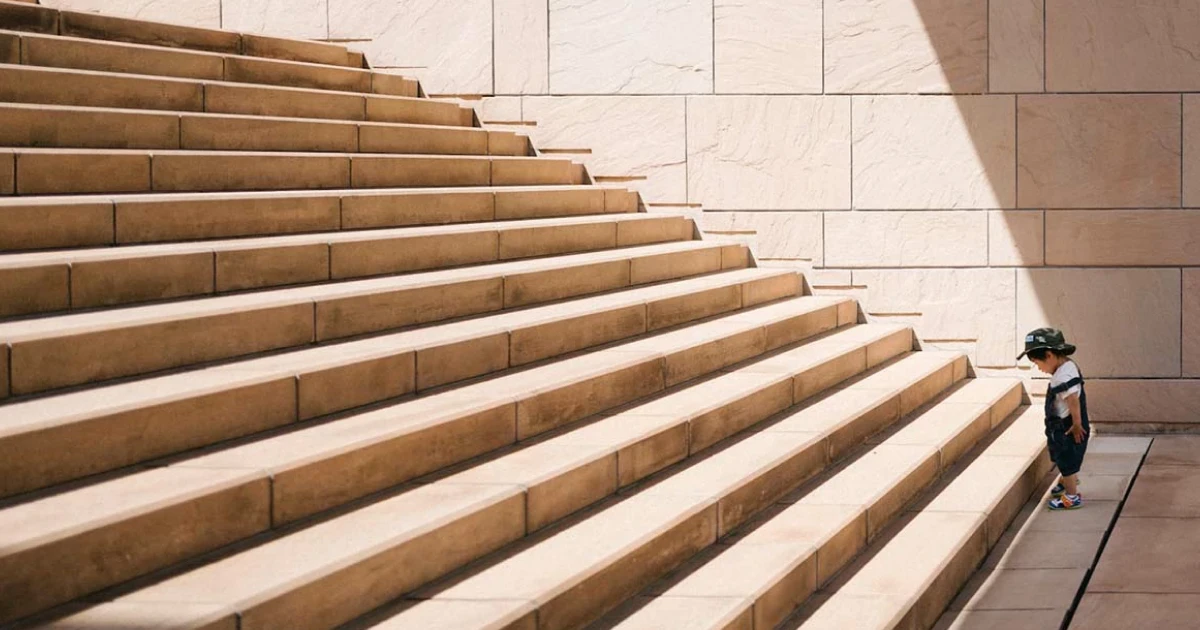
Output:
top-left (1018, 328), bottom-right (1089, 510)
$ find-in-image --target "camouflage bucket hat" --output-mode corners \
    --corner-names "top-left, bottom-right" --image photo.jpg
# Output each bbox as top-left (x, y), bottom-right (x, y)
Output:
top-left (1017, 327), bottom-right (1077, 360)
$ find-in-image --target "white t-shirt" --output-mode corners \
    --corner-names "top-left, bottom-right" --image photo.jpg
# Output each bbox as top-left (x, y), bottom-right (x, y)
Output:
top-left (1049, 360), bottom-right (1082, 419)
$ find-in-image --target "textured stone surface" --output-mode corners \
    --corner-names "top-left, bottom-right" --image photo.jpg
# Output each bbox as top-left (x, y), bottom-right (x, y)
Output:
top-left (222, 0), bottom-right (327, 39)
top-left (1048, 0), bottom-right (1200, 91)
top-left (990, 211), bottom-right (1043, 266)
top-left (328, 0), bottom-right (492, 94)
top-left (1046, 211), bottom-right (1200, 266)
top-left (1089, 517), bottom-right (1200, 593)
top-left (1072, 594), bottom-right (1200, 630)
top-left (1017, 268), bottom-right (1181, 377)
top-left (990, 0), bottom-right (1044, 92)
top-left (1187, 270), bottom-right (1200, 378)
top-left (1185, 96), bottom-right (1200, 207)
top-left (854, 269), bottom-right (1016, 367)
top-left (853, 96), bottom-right (1015, 209)
top-left (825, 212), bottom-right (987, 267)
top-left (1017, 95), bottom-right (1181, 208)
top-left (495, 0), bottom-right (548, 94)
top-left (714, 0), bottom-right (821, 94)
top-left (701, 212), bottom-right (822, 265)
top-left (548, 0), bottom-right (712, 94)
top-left (687, 96), bottom-right (851, 210)
top-left (1088, 380), bottom-right (1200, 426)
top-left (824, 0), bottom-right (987, 93)
top-left (43, 0), bottom-right (220, 28)
top-left (1123, 466), bottom-right (1200, 518)
top-left (523, 97), bottom-right (685, 203)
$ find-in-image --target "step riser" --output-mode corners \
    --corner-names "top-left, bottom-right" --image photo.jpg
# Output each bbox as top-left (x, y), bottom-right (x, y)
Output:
top-left (8, 30), bottom-right (416, 96)
top-left (0, 66), bottom-right (472, 126)
top-left (0, 106), bottom-right (529, 156)
top-left (0, 267), bottom-right (786, 499)
top-left (0, 188), bottom-right (637, 252)
top-left (0, 2), bottom-right (361, 67)
top-left (0, 217), bottom-right (690, 317)
top-left (8, 152), bottom-right (581, 196)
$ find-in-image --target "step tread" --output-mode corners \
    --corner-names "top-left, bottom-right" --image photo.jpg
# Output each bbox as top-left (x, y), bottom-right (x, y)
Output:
top-left (0, 240), bottom-right (721, 341)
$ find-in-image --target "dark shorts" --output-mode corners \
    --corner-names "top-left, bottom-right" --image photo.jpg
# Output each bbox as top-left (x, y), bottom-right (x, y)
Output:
top-left (1045, 417), bottom-right (1088, 477)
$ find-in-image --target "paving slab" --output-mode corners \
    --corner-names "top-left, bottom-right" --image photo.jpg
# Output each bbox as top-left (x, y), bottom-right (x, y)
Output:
top-left (1070, 593), bottom-right (1200, 630)
top-left (1088, 516), bottom-right (1200, 593)
top-left (1144, 436), bottom-right (1200, 466)
top-left (935, 608), bottom-right (1067, 630)
top-left (1122, 465), bottom-right (1200, 518)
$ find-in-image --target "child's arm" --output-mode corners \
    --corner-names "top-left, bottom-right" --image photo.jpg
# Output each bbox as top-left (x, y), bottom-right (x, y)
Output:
top-left (1064, 392), bottom-right (1086, 443)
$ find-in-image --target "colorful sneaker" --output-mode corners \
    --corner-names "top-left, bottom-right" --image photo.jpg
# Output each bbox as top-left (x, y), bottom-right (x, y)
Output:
top-left (1050, 482), bottom-right (1066, 498)
top-left (1048, 494), bottom-right (1083, 510)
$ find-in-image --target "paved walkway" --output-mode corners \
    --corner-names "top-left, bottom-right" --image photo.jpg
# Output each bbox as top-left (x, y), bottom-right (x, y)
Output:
top-left (1070, 436), bottom-right (1200, 628)
top-left (934, 436), bottom-right (1150, 629)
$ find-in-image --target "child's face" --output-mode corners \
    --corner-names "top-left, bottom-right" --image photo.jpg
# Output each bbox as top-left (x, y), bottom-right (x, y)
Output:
top-left (1030, 354), bottom-right (1062, 374)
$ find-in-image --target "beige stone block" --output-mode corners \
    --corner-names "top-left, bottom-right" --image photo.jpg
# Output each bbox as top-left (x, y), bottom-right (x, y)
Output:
top-left (0, 32), bottom-right (15, 65)
top-left (0, 265), bottom-right (68, 317)
top-left (1071, 594), bottom-right (1200, 630)
top-left (0, 378), bottom-right (296, 497)
top-left (359, 124), bottom-right (487, 155)
top-left (369, 72), bottom-right (419, 98)
top-left (688, 96), bottom-right (851, 210)
top-left (493, 188), bottom-right (605, 220)
top-left (495, 0), bottom-right (548, 94)
top-left (618, 422), bottom-right (691, 487)
top-left (224, 56), bottom-right (369, 93)
top-left (216, 244), bottom-right (329, 291)
top-left (0, 200), bottom-right (114, 250)
top-left (825, 0), bottom-right (987, 93)
top-left (41, 603), bottom-right (236, 630)
top-left (331, 231), bottom-right (497, 279)
top-left (617, 216), bottom-right (691, 247)
top-left (826, 212), bottom-right (988, 267)
top-left (1086, 380), bottom-right (1200, 427)
top-left (523, 96), bottom-right (686, 203)
top-left (689, 379), bottom-right (796, 454)
top-left (702, 212), bottom-right (822, 264)
top-left (504, 259), bottom-right (630, 308)
top-left (181, 115), bottom-right (357, 153)
top-left (951, 568), bottom-right (1084, 611)
top-left (714, 0), bottom-right (820, 94)
top-left (989, 0), bottom-right (1044, 93)
top-left (0, 2), bottom-right (58, 34)
top-left (0, 469), bottom-right (269, 624)
top-left (0, 151), bottom-right (11, 195)
top-left (153, 153), bottom-right (350, 192)
top-left (9, 304), bottom-right (313, 394)
top-left (1188, 271), bottom-right (1200, 377)
top-left (499, 221), bottom-right (616, 260)
top-left (548, 0), bottom-right (712, 94)
top-left (116, 194), bottom-right (340, 243)
top-left (1048, 1), bottom-right (1200, 91)
top-left (316, 278), bottom-right (503, 341)
top-left (856, 269), bottom-right (1016, 367)
top-left (329, 0), bottom-right (492, 94)
top-left (71, 252), bottom-right (215, 308)
top-left (244, 34), bottom-right (351, 68)
top-left (990, 210), bottom-right (1044, 266)
top-left (1017, 268), bottom-right (1180, 377)
top-left (853, 95), bottom-right (1015, 209)
top-left (605, 188), bottom-right (640, 213)
top-left (42, 0), bottom-right (221, 28)
top-left (1185, 96), bottom-right (1200, 207)
top-left (203, 83), bottom-right (365, 122)
top-left (646, 285), bottom-right (741, 331)
top-left (57, 9), bottom-right (237, 53)
top-left (744, 272), bottom-right (803, 312)
top-left (630, 246), bottom-right (722, 285)
top-left (342, 190), bottom-right (494, 229)
top-left (517, 359), bottom-right (665, 439)
top-left (511, 305), bottom-right (647, 366)
top-left (665, 326), bottom-right (768, 387)
top-left (17, 150), bottom-right (150, 194)
top-left (1018, 95), bottom-right (1181, 208)
top-left (416, 333), bottom-right (511, 391)
top-left (366, 96), bottom-right (470, 127)
top-left (351, 155), bottom-right (492, 188)
top-left (21, 33), bottom-right (224, 81)
top-left (0, 104), bottom-right (180, 150)
top-left (297, 353), bottom-right (416, 420)
top-left (0, 65), bottom-right (204, 113)
top-left (222, 0), bottom-right (328, 40)
top-left (487, 131), bottom-right (531, 156)
top-left (1046, 210), bottom-right (1200, 266)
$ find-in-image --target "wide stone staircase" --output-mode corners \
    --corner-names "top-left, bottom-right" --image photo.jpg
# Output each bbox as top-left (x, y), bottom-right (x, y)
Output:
top-left (0, 3), bottom-right (1054, 629)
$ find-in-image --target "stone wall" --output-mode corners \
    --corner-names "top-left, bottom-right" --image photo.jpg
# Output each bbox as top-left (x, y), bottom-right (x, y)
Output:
top-left (46, 0), bottom-right (1200, 426)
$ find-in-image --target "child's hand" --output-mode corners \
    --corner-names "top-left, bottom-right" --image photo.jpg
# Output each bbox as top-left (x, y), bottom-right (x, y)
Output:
top-left (1066, 422), bottom-right (1087, 444)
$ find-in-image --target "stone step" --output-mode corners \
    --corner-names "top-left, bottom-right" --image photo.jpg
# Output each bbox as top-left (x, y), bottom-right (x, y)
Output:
top-left (599, 377), bottom-right (1024, 630)
top-left (0, 186), bottom-right (639, 251)
top-left (0, 0), bottom-right (363, 67)
top-left (24, 324), bottom-right (914, 630)
top-left (0, 213), bottom-right (688, 317)
top-left (0, 267), bottom-right (802, 499)
top-left (0, 64), bottom-right (472, 126)
top-left (0, 240), bottom-right (746, 397)
top-left (1, 29), bottom-right (415, 95)
top-left (790, 406), bottom-right (1049, 630)
top-left (0, 103), bottom-right (531, 155)
top-left (5, 148), bottom-right (582, 195)
top-left (1, 295), bottom-right (845, 624)
top-left (359, 351), bottom-right (966, 630)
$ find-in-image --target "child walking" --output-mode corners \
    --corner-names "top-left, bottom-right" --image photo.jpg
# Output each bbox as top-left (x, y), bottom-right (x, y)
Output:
top-left (1018, 328), bottom-right (1089, 510)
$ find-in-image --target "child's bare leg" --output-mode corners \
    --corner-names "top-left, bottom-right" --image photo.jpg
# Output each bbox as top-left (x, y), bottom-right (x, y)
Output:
top-left (1063, 474), bottom-right (1079, 495)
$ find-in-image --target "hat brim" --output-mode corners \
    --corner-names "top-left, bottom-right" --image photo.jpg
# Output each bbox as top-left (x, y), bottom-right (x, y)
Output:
top-left (1016, 343), bottom-right (1076, 360)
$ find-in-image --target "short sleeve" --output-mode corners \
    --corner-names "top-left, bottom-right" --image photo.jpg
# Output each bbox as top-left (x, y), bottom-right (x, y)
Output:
top-left (1054, 362), bottom-right (1082, 400)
